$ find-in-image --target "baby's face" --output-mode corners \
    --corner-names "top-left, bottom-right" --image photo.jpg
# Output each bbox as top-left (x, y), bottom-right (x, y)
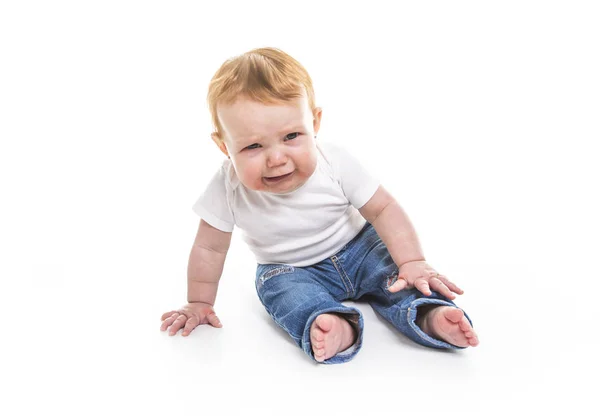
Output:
top-left (215, 93), bottom-right (321, 194)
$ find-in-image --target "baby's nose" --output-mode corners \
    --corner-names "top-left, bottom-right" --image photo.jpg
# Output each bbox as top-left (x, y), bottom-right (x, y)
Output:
top-left (267, 149), bottom-right (287, 167)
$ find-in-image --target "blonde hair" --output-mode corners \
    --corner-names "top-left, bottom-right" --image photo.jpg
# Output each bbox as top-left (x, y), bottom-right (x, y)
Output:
top-left (207, 47), bottom-right (316, 139)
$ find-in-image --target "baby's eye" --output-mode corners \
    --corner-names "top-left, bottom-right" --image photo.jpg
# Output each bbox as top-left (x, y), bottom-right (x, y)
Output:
top-left (285, 132), bottom-right (300, 141)
top-left (245, 143), bottom-right (261, 150)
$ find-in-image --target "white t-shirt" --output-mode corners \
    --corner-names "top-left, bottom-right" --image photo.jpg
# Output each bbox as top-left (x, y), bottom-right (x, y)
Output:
top-left (192, 141), bottom-right (380, 267)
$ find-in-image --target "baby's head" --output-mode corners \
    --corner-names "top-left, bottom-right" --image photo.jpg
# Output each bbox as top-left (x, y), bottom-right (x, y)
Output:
top-left (207, 47), bottom-right (322, 194)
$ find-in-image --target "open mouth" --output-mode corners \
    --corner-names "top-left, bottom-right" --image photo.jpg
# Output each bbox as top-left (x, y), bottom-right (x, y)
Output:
top-left (264, 172), bottom-right (293, 183)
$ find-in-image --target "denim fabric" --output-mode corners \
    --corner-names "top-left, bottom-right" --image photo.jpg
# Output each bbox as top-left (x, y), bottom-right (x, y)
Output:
top-left (255, 222), bottom-right (473, 364)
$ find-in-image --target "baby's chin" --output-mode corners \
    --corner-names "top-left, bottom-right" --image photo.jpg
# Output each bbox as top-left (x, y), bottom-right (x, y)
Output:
top-left (265, 180), bottom-right (306, 195)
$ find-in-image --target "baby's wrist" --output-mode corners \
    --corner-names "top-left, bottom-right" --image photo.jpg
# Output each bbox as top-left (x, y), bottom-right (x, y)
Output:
top-left (398, 258), bottom-right (426, 267)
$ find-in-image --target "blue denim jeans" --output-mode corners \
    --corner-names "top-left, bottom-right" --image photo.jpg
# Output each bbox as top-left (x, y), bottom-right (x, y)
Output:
top-left (255, 222), bottom-right (473, 364)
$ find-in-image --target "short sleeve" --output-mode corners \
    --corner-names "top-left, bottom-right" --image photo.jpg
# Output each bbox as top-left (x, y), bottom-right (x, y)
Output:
top-left (321, 142), bottom-right (380, 209)
top-left (191, 165), bottom-right (235, 232)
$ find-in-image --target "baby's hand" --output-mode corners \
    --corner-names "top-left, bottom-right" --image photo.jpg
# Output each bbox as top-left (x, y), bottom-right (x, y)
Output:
top-left (388, 260), bottom-right (464, 300)
top-left (160, 302), bottom-right (222, 336)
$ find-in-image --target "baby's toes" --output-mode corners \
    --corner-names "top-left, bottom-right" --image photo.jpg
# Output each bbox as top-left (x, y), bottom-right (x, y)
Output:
top-left (444, 307), bottom-right (465, 323)
top-left (311, 322), bottom-right (324, 342)
top-left (458, 316), bottom-right (472, 332)
top-left (312, 338), bottom-right (326, 361)
top-left (310, 321), bottom-right (325, 357)
top-left (460, 317), bottom-right (479, 337)
top-left (465, 332), bottom-right (479, 346)
top-left (314, 347), bottom-right (326, 361)
top-left (458, 318), bottom-right (479, 346)
top-left (312, 340), bottom-right (324, 354)
top-left (315, 314), bottom-right (335, 332)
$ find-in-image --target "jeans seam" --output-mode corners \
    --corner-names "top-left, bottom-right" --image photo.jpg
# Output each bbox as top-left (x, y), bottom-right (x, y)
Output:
top-left (330, 255), bottom-right (354, 296)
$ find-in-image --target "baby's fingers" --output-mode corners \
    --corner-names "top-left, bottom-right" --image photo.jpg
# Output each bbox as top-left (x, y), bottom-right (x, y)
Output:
top-left (181, 315), bottom-right (200, 336)
top-left (161, 310), bottom-right (178, 321)
top-left (206, 312), bottom-right (223, 328)
top-left (168, 314), bottom-right (188, 336)
top-left (437, 274), bottom-right (464, 295)
top-left (414, 277), bottom-right (432, 296)
top-left (429, 277), bottom-right (456, 300)
top-left (388, 277), bottom-right (408, 292)
top-left (160, 312), bottom-right (180, 331)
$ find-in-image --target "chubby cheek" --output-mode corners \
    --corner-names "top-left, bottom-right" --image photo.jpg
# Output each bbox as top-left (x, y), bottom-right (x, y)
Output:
top-left (295, 147), bottom-right (318, 180)
top-left (232, 158), bottom-right (265, 191)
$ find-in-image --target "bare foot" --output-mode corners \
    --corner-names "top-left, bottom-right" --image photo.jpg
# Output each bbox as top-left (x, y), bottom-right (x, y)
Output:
top-left (418, 306), bottom-right (479, 347)
top-left (310, 314), bottom-right (357, 362)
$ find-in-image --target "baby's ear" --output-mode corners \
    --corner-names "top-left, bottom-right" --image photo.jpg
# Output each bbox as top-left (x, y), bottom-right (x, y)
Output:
top-left (312, 107), bottom-right (323, 135)
top-left (211, 132), bottom-right (230, 158)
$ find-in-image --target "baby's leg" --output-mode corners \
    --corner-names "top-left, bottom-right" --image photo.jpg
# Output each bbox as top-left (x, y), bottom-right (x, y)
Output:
top-left (256, 264), bottom-right (363, 364)
top-left (366, 281), bottom-right (477, 349)
top-left (349, 227), bottom-right (477, 349)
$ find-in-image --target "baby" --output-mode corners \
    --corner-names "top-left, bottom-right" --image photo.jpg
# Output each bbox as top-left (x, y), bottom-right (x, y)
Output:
top-left (160, 47), bottom-right (479, 364)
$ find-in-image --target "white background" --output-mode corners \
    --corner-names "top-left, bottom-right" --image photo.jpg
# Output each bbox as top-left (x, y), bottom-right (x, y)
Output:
top-left (1, 1), bottom-right (598, 414)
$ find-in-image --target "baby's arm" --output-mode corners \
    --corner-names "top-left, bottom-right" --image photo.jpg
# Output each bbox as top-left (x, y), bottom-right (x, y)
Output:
top-left (359, 186), bottom-right (462, 298)
top-left (187, 219), bottom-right (232, 305)
top-left (359, 185), bottom-right (424, 266)
top-left (160, 219), bottom-right (232, 335)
